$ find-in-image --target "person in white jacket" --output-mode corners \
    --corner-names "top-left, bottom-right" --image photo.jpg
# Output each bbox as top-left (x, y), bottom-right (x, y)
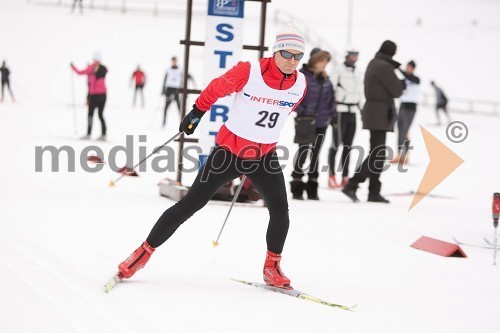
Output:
top-left (391, 60), bottom-right (420, 164)
top-left (161, 57), bottom-right (194, 126)
top-left (328, 48), bottom-right (363, 188)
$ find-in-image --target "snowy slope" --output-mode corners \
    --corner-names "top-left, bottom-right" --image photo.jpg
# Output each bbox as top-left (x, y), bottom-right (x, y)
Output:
top-left (1, 1), bottom-right (500, 332)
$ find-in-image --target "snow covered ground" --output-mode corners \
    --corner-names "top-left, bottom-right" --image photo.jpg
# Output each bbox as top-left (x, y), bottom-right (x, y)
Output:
top-left (1, 0), bottom-right (500, 332)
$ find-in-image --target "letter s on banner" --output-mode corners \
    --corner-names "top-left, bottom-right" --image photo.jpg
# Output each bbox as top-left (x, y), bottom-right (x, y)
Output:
top-left (216, 23), bottom-right (234, 42)
top-left (198, 0), bottom-right (245, 166)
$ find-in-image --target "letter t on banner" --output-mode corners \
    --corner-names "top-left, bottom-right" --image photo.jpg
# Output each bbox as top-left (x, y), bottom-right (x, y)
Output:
top-left (198, 0), bottom-right (245, 165)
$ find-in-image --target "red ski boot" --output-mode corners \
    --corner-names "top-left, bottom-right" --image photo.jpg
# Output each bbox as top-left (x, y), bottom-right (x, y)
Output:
top-left (263, 251), bottom-right (292, 289)
top-left (118, 241), bottom-right (155, 279)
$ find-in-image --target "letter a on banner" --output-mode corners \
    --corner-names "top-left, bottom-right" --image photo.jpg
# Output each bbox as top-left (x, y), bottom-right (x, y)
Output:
top-left (198, 0), bottom-right (245, 166)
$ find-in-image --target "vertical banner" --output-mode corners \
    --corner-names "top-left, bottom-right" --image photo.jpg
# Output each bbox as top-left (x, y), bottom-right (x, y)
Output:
top-left (198, 0), bottom-right (245, 166)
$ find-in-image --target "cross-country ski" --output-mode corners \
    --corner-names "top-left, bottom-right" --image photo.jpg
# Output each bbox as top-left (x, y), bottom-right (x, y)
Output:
top-left (231, 278), bottom-right (356, 311)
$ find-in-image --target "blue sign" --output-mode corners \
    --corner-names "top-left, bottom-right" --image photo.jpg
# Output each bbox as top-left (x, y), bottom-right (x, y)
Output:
top-left (208, 0), bottom-right (244, 18)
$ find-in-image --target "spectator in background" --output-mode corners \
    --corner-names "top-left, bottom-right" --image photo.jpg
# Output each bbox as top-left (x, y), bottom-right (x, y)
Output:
top-left (328, 47), bottom-right (363, 189)
top-left (0, 60), bottom-right (15, 103)
top-left (290, 48), bottom-right (336, 200)
top-left (71, 52), bottom-right (108, 140)
top-left (391, 60), bottom-right (420, 164)
top-left (162, 57), bottom-right (194, 126)
top-left (430, 81), bottom-right (451, 125)
top-left (131, 65), bottom-right (146, 108)
top-left (342, 40), bottom-right (403, 204)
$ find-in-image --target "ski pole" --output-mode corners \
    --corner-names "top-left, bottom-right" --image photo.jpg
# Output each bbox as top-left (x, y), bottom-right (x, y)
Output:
top-left (212, 175), bottom-right (247, 248)
top-left (493, 227), bottom-right (498, 266)
top-left (71, 70), bottom-right (77, 135)
top-left (108, 131), bottom-right (182, 187)
top-left (109, 114), bottom-right (201, 187)
top-left (492, 192), bottom-right (500, 265)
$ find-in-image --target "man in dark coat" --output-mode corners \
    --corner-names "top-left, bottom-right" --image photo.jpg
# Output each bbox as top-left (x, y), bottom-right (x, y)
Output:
top-left (342, 40), bottom-right (403, 203)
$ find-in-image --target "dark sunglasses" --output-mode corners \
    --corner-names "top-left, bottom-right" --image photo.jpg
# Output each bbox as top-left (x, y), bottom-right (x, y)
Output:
top-left (279, 50), bottom-right (304, 60)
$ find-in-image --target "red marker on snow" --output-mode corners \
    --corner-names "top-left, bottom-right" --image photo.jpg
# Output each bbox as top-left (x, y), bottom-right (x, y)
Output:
top-left (491, 193), bottom-right (500, 265)
top-left (492, 192), bottom-right (500, 228)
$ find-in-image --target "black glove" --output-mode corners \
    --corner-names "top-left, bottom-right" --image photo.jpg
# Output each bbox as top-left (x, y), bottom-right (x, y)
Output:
top-left (179, 104), bottom-right (205, 135)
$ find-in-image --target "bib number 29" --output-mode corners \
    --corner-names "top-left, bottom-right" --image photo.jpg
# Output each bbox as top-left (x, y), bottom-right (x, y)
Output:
top-left (255, 111), bottom-right (279, 128)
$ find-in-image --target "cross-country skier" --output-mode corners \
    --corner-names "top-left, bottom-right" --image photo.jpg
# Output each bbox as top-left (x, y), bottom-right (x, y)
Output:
top-left (430, 80), bottom-right (451, 125)
top-left (131, 65), bottom-right (146, 108)
top-left (161, 56), bottom-right (195, 126)
top-left (71, 52), bottom-right (108, 140)
top-left (113, 27), bottom-right (307, 289)
top-left (0, 60), bottom-right (15, 103)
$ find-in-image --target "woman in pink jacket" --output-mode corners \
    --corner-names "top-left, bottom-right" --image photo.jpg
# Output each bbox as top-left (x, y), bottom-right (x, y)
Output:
top-left (71, 52), bottom-right (108, 140)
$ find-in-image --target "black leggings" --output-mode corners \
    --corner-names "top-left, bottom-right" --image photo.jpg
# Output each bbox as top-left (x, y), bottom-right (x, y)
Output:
top-left (1, 81), bottom-right (14, 100)
top-left (133, 84), bottom-right (144, 107)
top-left (87, 94), bottom-right (107, 135)
top-left (329, 112), bottom-right (356, 177)
top-left (163, 87), bottom-right (181, 124)
top-left (147, 146), bottom-right (290, 254)
top-left (397, 103), bottom-right (416, 152)
top-left (436, 103), bottom-right (451, 124)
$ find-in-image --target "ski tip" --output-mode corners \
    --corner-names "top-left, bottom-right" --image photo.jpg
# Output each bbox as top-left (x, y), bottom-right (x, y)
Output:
top-left (108, 180), bottom-right (115, 188)
top-left (104, 273), bottom-right (122, 293)
top-left (104, 279), bottom-right (115, 293)
top-left (212, 241), bottom-right (219, 248)
top-left (230, 277), bottom-right (246, 284)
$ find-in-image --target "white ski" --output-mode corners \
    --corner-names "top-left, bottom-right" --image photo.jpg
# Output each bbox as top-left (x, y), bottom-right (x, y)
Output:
top-left (231, 278), bottom-right (356, 311)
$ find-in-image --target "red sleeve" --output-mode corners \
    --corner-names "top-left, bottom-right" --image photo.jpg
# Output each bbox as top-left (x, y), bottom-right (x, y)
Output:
top-left (195, 61), bottom-right (251, 111)
top-left (72, 64), bottom-right (93, 75)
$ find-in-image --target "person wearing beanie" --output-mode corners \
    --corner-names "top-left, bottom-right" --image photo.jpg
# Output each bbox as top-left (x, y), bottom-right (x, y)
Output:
top-left (70, 52), bottom-right (108, 140)
top-left (342, 40), bottom-right (403, 204)
top-left (109, 27), bottom-right (307, 291)
top-left (328, 47), bottom-right (363, 189)
top-left (379, 40), bottom-right (397, 57)
top-left (291, 48), bottom-right (336, 200)
top-left (391, 60), bottom-right (421, 164)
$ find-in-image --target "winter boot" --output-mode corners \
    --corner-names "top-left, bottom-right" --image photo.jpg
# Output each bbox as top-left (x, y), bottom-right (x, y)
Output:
top-left (342, 183), bottom-right (359, 202)
top-left (263, 251), bottom-right (292, 289)
top-left (306, 180), bottom-right (319, 200)
top-left (367, 194), bottom-right (390, 203)
top-left (118, 241), bottom-right (155, 279)
top-left (290, 180), bottom-right (305, 200)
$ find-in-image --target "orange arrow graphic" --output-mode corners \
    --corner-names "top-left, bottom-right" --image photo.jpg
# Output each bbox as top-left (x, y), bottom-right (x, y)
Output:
top-left (409, 126), bottom-right (464, 211)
